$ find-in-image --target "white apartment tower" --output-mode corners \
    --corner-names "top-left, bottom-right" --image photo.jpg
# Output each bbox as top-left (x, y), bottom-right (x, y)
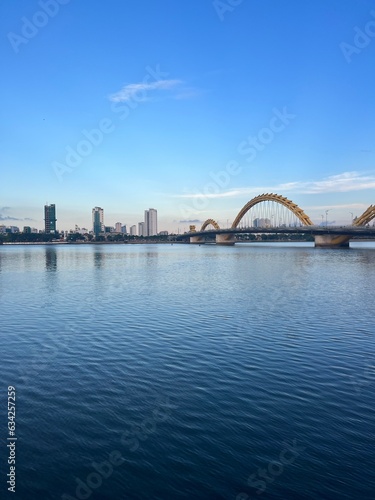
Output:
top-left (144, 208), bottom-right (157, 236)
top-left (130, 225), bottom-right (137, 236)
top-left (138, 222), bottom-right (145, 236)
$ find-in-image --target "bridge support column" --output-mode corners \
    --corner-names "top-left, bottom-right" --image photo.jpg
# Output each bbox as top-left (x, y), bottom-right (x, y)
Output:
top-left (190, 236), bottom-right (204, 244)
top-left (216, 234), bottom-right (236, 245)
top-left (314, 235), bottom-right (350, 248)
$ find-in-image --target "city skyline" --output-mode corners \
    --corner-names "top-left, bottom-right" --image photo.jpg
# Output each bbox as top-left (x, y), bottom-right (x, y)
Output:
top-left (2, 195), bottom-right (373, 236)
top-left (1, 203), bottom-right (163, 234)
top-left (1, 1), bottom-right (375, 231)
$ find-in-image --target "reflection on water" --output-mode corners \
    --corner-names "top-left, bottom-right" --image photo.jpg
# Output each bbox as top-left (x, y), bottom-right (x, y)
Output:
top-left (93, 247), bottom-right (105, 268)
top-left (45, 247), bottom-right (57, 272)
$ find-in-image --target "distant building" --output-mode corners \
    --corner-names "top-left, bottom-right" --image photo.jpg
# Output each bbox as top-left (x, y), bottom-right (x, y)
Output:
top-left (23, 226), bottom-right (31, 233)
top-left (4, 226), bottom-right (20, 233)
top-left (73, 226), bottom-right (89, 235)
top-left (253, 218), bottom-right (271, 228)
top-left (159, 231), bottom-right (168, 236)
top-left (144, 208), bottom-right (157, 236)
top-left (92, 207), bottom-right (104, 236)
top-left (0, 225), bottom-right (6, 234)
top-left (130, 225), bottom-right (137, 236)
top-left (115, 222), bottom-right (122, 233)
top-left (105, 226), bottom-right (114, 233)
top-left (44, 204), bottom-right (57, 233)
top-left (121, 225), bottom-right (127, 234)
top-left (138, 222), bottom-right (145, 236)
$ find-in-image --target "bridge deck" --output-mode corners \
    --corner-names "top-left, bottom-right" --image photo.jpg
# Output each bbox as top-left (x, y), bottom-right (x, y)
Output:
top-left (182, 226), bottom-right (375, 238)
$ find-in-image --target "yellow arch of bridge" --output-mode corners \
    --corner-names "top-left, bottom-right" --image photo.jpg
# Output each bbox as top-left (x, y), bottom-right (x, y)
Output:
top-left (200, 219), bottom-right (221, 231)
top-left (231, 193), bottom-right (313, 229)
top-left (354, 205), bottom-right (375, 226)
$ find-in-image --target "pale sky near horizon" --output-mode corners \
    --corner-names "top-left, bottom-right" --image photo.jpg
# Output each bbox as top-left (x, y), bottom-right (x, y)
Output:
top-left (1, 0), bottom-right (375, 232)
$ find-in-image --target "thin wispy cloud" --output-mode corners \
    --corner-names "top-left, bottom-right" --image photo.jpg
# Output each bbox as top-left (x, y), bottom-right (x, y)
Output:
top-left (179, 219), bottom-right (202, 223)
top-left (299, 171), bottom-right (375, 194)
top-left (0, 213), bottom-right (36, 222)
top-left (173, 87), bottom-right (204, 100)
top-left (175, 171), bottom-right (375, 199)
top-left (304, 203), bottom-right (368, 211)
top-left (0, 215), bottom-right (22, 221)
top-left (109, 79), bottom-right (183, 103)
top-left (177, 190), bottom-right (243, 199)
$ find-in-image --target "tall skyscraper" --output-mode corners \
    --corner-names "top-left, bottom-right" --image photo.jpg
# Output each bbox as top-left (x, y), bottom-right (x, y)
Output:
top-left (115, 222), bottom-right (122, 233)
top-left (92, 207), bottom-right (104, 236)
top-left (144, 208), bottom-right (157, 236)
top-left (138, 222), bottom-right (145, 236)
top-left (130, 225), bottom-right (137, 236)
top-left (44, 204), bottom-right (57, 233)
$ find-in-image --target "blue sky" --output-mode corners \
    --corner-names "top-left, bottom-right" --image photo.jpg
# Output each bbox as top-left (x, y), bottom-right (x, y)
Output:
top-left (1, 0), bottom-right (375, 232)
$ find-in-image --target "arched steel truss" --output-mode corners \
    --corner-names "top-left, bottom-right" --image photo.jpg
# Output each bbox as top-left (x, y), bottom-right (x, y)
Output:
top-left (231, 193), bottom-right (313, 228)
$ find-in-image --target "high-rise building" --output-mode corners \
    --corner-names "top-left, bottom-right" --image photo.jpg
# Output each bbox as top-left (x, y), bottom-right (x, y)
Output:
top-left (144, 211), bottom-right (148, 236)
top-left (92, 207), bottom-right (104, 236)
top-left (138, 222), bottom-right (145, 236)
top-left (44, 204), bottom-right (57, 233)
top-left (121, 225), bottom-right (127, 234)
top-left (130, 225), bottom-right (137, 236)
top-left (115, 222), bottom-right (122, 233)
top-left (144, 208), bottom-right (157, 236)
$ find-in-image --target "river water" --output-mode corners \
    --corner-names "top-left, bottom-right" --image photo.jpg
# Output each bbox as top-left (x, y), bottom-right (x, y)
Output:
top-left (0, 243), bottom-right (374, 499)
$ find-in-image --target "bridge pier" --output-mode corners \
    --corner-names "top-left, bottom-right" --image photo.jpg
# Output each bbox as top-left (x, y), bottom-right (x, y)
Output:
top-left (216, 234), bottom-right (236, 245)
top-left (314, 235), bottom-right (350, 248)
top-left (190, 236), bottom-right (205, 244)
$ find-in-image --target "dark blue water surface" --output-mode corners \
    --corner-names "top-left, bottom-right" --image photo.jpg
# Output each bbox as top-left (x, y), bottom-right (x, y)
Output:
top-left (1, 242), bottom-right (374, 500)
